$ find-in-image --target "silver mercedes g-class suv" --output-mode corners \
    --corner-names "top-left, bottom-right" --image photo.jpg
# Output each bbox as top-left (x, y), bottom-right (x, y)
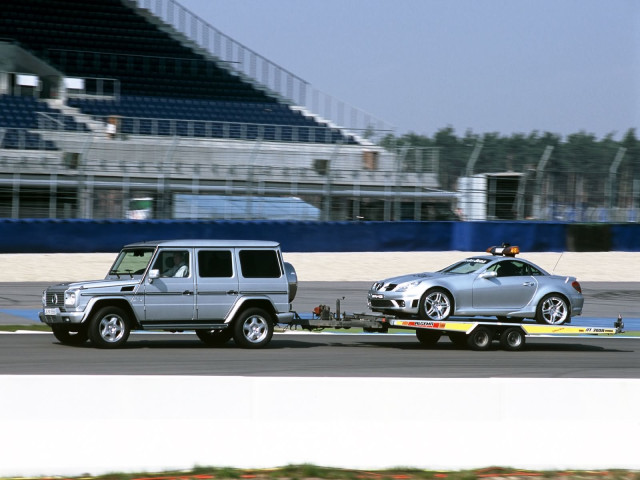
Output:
top-left (40, 239), bottom-right (297, 349)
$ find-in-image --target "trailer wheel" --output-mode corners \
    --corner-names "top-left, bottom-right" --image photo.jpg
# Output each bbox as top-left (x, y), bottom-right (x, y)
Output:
top-left (415, 329), bottom-right (441, 346)
top-left (233, 308), bottom-right (274, 349)
top-left (196, 328), bottom-right (233, 346)
top-left (419, 288), bottom-right (453, 321)
top-left (500, 327), bottom-right (526, 351)
top-left (466, 326), bottom-right (493, 351)
top-left (448, 332), bottom-right (467, 347)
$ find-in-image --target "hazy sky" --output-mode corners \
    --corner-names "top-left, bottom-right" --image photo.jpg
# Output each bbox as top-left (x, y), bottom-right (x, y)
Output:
top-left (176, 0), bottom-right (639, 139)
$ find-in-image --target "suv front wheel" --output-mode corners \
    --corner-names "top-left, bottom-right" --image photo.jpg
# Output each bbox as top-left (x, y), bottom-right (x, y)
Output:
top-left (88, 306), bottom-right (131, 348)
top-left (233, 308), bottom-right (274, 349)
top-left (52, 324), bottom-right (88, 346)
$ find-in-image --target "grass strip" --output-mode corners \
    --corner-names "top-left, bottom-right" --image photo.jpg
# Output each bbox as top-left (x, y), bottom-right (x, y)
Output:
top-left (1, 465), bottom-right (638, 480)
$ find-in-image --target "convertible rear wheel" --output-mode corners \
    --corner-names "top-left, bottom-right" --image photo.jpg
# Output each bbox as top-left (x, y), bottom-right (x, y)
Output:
top-left (419, 289), bottom-right (453, 321)
top-left (536, 294), bottom-right (569, 325)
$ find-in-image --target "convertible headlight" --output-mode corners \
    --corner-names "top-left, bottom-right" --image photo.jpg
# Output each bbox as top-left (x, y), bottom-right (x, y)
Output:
top-left (395, 280), bottom-right (422, 292)
top-left (64, 290), bottom-right (78, 307)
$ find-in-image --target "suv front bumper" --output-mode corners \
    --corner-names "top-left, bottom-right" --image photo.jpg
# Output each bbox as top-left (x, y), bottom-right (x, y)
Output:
top-left (39, 308), bottom-right (86, 325)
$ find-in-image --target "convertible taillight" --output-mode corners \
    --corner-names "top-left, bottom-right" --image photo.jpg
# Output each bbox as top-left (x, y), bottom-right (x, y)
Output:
top-left (572, 281), bottom-right (582, 293)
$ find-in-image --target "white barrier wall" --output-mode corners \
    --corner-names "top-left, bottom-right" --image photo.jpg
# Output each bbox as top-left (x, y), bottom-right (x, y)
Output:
top-left (1, 375), bottom-right (639, 476)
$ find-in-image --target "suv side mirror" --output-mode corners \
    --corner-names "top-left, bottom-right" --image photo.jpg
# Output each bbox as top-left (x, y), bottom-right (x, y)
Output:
top-left (148, 269), bottom-right (160, 283)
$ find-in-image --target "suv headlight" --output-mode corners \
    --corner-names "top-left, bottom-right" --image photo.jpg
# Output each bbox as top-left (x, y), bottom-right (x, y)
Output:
top-left (395, 280), bottom-right (422, 292)
top-left (42, 290), bottom-right (47, 306)
top-left (64, 290), bottom-right (78, 307)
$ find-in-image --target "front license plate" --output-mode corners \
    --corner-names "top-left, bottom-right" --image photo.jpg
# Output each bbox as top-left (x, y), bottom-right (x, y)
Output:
top-left (45, 308), bottom-right (57, 316)
top-left (371, 294), bottom-right (384, 299)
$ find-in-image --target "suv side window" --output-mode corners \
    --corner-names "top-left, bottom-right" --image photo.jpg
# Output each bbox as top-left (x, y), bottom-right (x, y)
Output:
top-left (153, 250), bottom-right (190, 277)
top-left (198, 250), bottom-right (233, 277)
top-left (239, 249), bottom-right (281, 278)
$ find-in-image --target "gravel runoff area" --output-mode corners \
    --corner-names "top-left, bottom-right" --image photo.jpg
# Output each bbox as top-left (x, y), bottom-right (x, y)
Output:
top-left (0, 251), bottom-right (638, 283)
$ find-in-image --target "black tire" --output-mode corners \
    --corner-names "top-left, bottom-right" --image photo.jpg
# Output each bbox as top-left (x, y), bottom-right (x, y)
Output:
top-left (196, 328), bottom-right (233, 346)
top-left (51, 324), bottom-right (88, 346)
top-left (466, 326), bottom-right (493, 351)
top-left (87, 306), bottom-right (131, 349)
top-left (415, 329), bottom-right (441, 346)
top-left (233, 308), bottom-right (274, 349)
top-left (500, 327), bottom-right (526, 351)
top-left (448, 332), bottom-right (467, 347)
top-left (419, 288), bottom-right (453, 321)
top-left (535, 294), bottom-right (569, 325)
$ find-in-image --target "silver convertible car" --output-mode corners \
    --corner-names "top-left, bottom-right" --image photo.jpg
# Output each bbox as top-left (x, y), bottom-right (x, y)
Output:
top-left (368, 245), bottom-right (583, 325)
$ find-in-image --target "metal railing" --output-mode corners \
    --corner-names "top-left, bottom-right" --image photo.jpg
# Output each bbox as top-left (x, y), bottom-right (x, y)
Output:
top-left (133, 0), bottom-right (394, 135)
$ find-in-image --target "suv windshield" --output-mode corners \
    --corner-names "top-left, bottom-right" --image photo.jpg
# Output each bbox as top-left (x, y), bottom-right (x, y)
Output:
top-left (108, 248), bottom-right (155, 277)
top-left (441, 257), bottom-right (490, 274)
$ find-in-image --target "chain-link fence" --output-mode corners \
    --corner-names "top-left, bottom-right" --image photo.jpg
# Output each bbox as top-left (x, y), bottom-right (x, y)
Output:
top-left (0, 128), bottom-right (451, 221)
top-left (1, 127), bottom-right (638, 223)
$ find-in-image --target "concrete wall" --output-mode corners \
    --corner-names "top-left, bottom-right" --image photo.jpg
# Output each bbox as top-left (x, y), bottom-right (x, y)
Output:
top-left (1, 375), bottom-right (638, 476)
top-left (1, 219), bottom-right (639, 253)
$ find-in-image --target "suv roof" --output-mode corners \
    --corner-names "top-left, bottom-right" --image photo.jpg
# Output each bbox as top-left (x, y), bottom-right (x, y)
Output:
top-left (124, 239), bottom-right (281, 249)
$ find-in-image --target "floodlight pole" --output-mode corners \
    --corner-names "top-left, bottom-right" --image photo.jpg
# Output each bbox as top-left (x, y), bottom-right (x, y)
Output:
top-left (533, 145), bottom-right (554, 219)
top-left (606, 147), bottom-right (626, 210)
top-left (465, 139), bottom-right (484, 177)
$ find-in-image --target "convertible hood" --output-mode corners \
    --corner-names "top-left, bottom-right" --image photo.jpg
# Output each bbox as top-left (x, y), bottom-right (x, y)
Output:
top-left (377, 271), bottom-right (448, 285)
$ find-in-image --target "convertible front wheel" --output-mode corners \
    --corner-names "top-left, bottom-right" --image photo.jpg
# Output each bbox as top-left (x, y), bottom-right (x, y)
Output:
top-left (419, 289), bottom-right (453, 321)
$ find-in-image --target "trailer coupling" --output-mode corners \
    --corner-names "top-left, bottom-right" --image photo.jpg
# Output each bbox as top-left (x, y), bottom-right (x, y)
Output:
top-left (286, 300), bottom-right (390, 332)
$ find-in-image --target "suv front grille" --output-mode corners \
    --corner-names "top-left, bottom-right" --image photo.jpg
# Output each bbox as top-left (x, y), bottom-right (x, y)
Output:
top-left (44, 289), bottom-right (66, 308)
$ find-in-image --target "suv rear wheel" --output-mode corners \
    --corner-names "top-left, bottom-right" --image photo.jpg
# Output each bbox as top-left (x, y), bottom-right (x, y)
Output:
top-left (233, 308), bottom-right (274, 349)
top-left (88, 306), bottom-right (131, 348)
top-left (196, 328), bottom-right (233, 346)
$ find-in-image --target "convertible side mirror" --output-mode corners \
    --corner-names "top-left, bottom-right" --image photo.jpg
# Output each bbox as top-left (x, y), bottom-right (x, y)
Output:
top-left (479, 271), bottom-right (497, 279)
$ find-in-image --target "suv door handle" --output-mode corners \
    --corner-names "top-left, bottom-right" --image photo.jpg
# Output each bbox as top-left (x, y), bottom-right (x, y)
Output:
top-left (182, 290), bottom-right (193, 295)
top-left (227, 290), bottom-right (239, 295)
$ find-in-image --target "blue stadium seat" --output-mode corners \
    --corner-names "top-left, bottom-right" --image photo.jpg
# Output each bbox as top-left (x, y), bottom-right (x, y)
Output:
top-left (2, 0), bottom-right (358, 145)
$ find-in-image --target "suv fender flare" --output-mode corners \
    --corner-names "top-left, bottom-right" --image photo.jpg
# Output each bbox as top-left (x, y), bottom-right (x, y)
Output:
top-left (83, 296), bottom-right (142, 328)
top-left (225, 296), bottom-right (277, 324)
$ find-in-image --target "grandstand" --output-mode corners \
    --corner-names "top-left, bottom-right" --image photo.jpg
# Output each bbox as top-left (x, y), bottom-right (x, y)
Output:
top-left (0, 0), bottom-right (452, 221)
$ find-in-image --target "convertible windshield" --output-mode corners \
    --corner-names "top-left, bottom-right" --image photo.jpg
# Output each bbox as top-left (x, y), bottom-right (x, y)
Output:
top-left (108, 248), bottom-right (155, 277)
top-left (441, 257), bottom-right (490, 274)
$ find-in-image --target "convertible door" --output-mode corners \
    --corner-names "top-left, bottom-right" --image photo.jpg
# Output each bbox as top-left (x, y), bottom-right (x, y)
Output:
top-left (472, 275), bottom-right (538, 310)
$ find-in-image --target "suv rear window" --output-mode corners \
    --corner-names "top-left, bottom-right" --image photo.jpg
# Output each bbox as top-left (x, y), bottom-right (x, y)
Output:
top-left (239, 250), bottom-right (281, 278)
top-left (198, 250), bottom-right (233, 277)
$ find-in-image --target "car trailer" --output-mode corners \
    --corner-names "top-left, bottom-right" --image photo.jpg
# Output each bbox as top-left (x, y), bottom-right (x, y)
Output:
top-left (288, 301), bottom-right (624, 351)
